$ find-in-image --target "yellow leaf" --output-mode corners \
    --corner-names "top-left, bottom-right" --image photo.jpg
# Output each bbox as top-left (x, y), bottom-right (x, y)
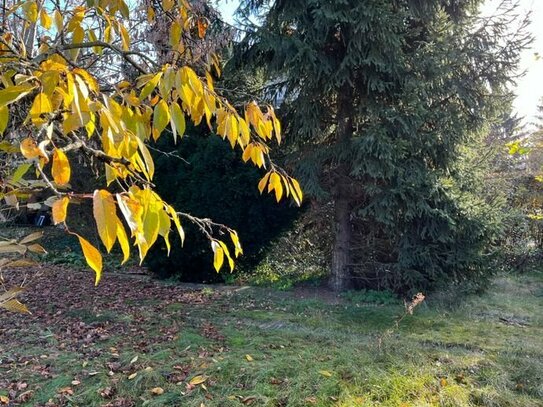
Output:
top-left (119, 23), bottom-right (130, 51)
top-left (52, 149), bottom-right (71, 186)
top-left (20, 137), bottom-right (41, 160)
top-left (52, 197), bottom-right (69, 224)
top-left (218, 240), bottom-right (235, 272)
top-left (135, 137), bottom-right (155, 180)
top-left (166, 204), bottom-right (185, 245)
top-left (152, 99), bottom-right (170, 141)
top-left (0, 105), bottom-right (8, 135)
top-left (242, 144), bottom-right (253, 163)
top-left (189, 375), bottom-right (207, 385)
top-left (88, 29), bottom-right (102, 54)
top-left (139, 72), bottom-right (162, 100)
top-left (162, 0), bottom-right (174, 11)
top-left (0, 395), bottom-right (9, 404)
top-left (170, 102), bottom-right (185, 142)
top-left (238, 118), bottom-right (250, 146)
top-left (22, 1), bottom-right (38, 23)
top-left (169, 20), bottom-right (181, 47)
top-left (258, 172), bottom-right (271, 194)
top-left (290, 178), bottom-right (303, 206)
top-left (0, 299), bottom-right (30, 314)
top-left (116, 220), bottom-right (130, 264)
top-left (151, 387), bottom-right (164, 395)
top-left (158, 208), bottom-right (172, 254)
top-left (319, 370), bottom-right (333, 377)
top-left (53, 9), bottom-right (63, 32)
top-left (74, 68), bottom-right (99, 93)
top-left (128, 372), bottom-right (137, 380)
top-left (93, 190), bottom-right (118, 253)
top-left (70, 25), bottom-right (85, 60)
top-left (104, 24), bottom-right (112, 43)
top-left (0, 85), bottom-right (35, 107)
top-left (116, 193), bottom-right (143, 236)
top-left (147, 6), bottom-right (155, 23)
top-left (76, 234), bottom-right (103, 285)
top-left (40, 8), bottom-right (52, 29)
top-left (205, 71), bottom-right (214, 91)
top-left (269, 172), bottom-right (283, 202)
top-left (245, 354), bottom-right (254, 362)
top-left (211, 241), bottom-right (224, 272)
top-left (230, 231), bottom-right (243, 257)
top-left (226, 114), bottom-right (238, 148)
top-left (118, 0), bottom-right (129, 18)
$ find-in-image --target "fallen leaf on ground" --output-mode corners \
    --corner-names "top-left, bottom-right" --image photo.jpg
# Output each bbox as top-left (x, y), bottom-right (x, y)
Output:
top-left (189, 375), bottom-right (207, 385)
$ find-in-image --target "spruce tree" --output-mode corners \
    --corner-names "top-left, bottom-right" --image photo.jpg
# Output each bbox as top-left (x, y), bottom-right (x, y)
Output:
top-left (235, 0), bottom-right (530, 291)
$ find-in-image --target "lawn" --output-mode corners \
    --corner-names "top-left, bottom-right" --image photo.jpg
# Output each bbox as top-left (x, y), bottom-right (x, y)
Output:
top-left (1, 267), bottom-right (542, 406)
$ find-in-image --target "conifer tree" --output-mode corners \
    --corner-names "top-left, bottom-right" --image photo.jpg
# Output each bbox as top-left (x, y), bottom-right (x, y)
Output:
top-left (236, 0), bottom-right (530, 291)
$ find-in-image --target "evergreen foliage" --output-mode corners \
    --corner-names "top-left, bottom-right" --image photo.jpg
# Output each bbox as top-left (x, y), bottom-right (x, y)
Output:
top-left (145, 129), bottom-right (298, 282)
top-left (234, 0), bottom-right (531, 292)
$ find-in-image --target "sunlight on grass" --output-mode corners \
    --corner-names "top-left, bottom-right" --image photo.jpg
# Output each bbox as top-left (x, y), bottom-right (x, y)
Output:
top-left (1, 272), bottom-right (541, 406)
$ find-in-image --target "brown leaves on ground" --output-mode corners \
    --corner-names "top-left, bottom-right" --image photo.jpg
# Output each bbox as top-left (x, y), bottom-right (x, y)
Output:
top-left (0, 265), bottom-right (221, 405)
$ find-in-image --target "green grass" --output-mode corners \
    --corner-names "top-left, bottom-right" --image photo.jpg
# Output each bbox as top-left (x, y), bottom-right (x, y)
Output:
top-left (1, 271), bottom-right (542, 406)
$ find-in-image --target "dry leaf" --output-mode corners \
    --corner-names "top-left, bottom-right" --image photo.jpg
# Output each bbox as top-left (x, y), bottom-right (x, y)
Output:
top-left (189, 375), bottom-right (207, 385)
top-left (245, 354), bottom-right (254, 362)
top-left (151, 387), bottom-right (164, 395)
top-left (319, 370), bottom-right (333, 377)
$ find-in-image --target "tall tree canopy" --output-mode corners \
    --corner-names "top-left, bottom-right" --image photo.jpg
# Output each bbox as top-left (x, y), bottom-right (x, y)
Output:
top-left (235, 0), bottom-right (530, 291)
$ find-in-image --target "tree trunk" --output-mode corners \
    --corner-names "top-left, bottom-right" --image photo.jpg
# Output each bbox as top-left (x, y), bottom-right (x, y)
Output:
top-left (329, 80), bottom-right (354, 292)
top-left (329, 194), bottom-right (352, 292)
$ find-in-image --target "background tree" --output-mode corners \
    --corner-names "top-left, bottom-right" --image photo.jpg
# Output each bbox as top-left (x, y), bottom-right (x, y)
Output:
top-left (235, 0), bottom-right (531, 292)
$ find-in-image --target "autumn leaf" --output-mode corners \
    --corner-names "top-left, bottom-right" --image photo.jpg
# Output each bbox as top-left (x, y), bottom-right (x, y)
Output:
top-left (20, 138), bottom-right (41, 160)
top-left (189, 375), bottom-right (207, 385)
top-left (197, 17), bottom-right (209, 38)
top-left (29, 93), bottom-right (52, 125)
top-left (75, 234), bottom-right (103, 285)
top-left (19, 231), bottom-right (43, 244)
top-left (52, 197), bottom-right (69, 224)
top-left (153, 99), bottom-right (170, 140)
top-left (52, 149), bottom-right (71, 186)
top-left (211, 241), bottom-right (224, 272)
top-left (93, 190), bottom-right (119, 253)
top-left (151, 387), bottom-right (164, 395)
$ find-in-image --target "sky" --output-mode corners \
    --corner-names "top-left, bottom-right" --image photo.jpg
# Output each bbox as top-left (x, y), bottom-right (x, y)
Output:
top-left (217, 0), bottom-right (543, 122)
